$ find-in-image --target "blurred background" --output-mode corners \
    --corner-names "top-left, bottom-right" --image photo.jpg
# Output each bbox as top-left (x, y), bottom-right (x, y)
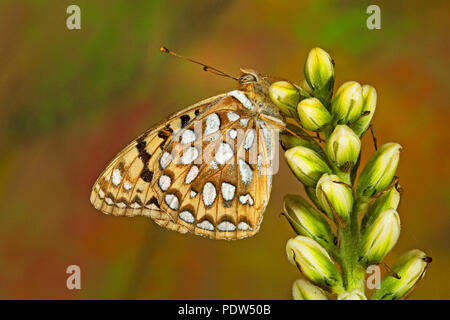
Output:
top-left (0, 0), bottom-right (448, 299)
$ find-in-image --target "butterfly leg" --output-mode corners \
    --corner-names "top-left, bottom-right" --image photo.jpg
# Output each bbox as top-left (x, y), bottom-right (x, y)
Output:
top-left (258, 114), bottom-right (324, 143)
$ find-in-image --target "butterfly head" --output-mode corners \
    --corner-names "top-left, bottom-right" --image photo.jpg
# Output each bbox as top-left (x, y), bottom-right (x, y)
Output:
top-left (238, 68), bottom-right (271, 94)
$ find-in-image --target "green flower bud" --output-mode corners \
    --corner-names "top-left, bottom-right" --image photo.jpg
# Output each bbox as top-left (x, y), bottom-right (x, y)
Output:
top-left (351, 85), bottom-right (377, 136)
top-left (331, 81), bottom-right (364, 124)
top-left (304, 47), bottom-right (334, 101)
top-left (316, 174), bottom-right (353, 223)
top-left (292, 279), bottom-right (328, 300)
top-left (337, 289), bottom-right (367, 300)
top-left (301, 78), bottom-right (313, 96)
top-left (283, 194), bottom-right (335, 250)
top-left (297, 98), bottom-right (332, 131)
top-left (359, 209), bottom-right (401, 264)
top-left (356, 143), bottom-right (402, 197)
top-left (361, 186), bottom-right (401, 230)
top-left (286, 236), bottom-right (342, 288)
top-left (372, 249), bottom-right (432, 300)
top-left (325, 125), bottom-right (361, 170)
top-left (269, 81), bottom-right (300, 118)
top-left (280, 123), bottom-right (327, 157)
top-left (285, 146), bottom-right (332, 187)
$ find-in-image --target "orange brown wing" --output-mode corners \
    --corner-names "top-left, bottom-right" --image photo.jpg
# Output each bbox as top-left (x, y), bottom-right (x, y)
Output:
top-left (90, 92), bottom-right (278, 240)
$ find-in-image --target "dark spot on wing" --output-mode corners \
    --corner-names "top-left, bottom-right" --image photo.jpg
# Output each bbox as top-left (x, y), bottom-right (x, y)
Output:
top-left (140, 167), bottom-right (154, 182)
top-left (116, 197), bottom-right (129, 205)
top-left (164, 124), bottom-right (173, 133)
top-left (180, 115), bottom-right (190, 128)
top-left (132, 196), bottom-right (143, 205)
top-left (136, 139), bottom-right (151, 164)
top-left (139, 151), bottom-right (151, 164)
top-left (147, 196), bottom-right (160, 209)
top-left (158, 130), bottom-right (170, 140)
top-left (136, 140), bottom-right (146, 153)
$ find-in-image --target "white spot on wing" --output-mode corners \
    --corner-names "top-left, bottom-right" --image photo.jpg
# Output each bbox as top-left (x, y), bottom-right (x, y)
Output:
top-left (123, 181), bottom-right (132, 191)
top-left (185, 165), bottom-right (199, 184)
top-left (164, 194), bottom-right (179, 210)
top-left (244, 129), bottom-right (255, 150)
top-left (160, 152), bottom-right (173, 169)
top-left (116, 202), bottom-right (126, 208)
top-left (205, 113), bottom-right (221, 135)
top-left (130, 202), bottom-right (142, 209)
top-left (257, 154), bottom-right (263, 176)
top-left (145, 203), bottom-right (159, 210)
top-left (221, 182), bottom-right (236, 201)
top-left (112, 169), bottom-right (122, 186)
top-left (229, 129), bottom-right (237, 139)
top-left (215, 142), bottom-right (233, 165)
top-left (227, 90), bottom-right (254, 110)
top-left (181, 129), bottom-right (196, 144)
top-left (239, 194), bottom-right (254, 206)
top-left (238, 159), bottom-right (253, 185)
top-left (238, 221), bottom-right (253, 231)
top-left (217, 221), bottom-right (236, 232)
top-left (190, 190), bottom-right (197, 198)
top-left (227, 111), bottom-right (240, 122)
top-left (105, 197), bottom-right (114, 205)
top-left (179, 210), bottom-right (195, 223)
top-left (202, 182), bottom-right (217, 207)
top-left (197, 220), bottom-right (214, 231)
top-left (98, 189), bottom-right (105, 199)
top-left (240, 118), bottom-right (250, 127)
top-left (158, 175), bottom-right (171, 191)
top-left (181, 146), bottom-right (199, 165)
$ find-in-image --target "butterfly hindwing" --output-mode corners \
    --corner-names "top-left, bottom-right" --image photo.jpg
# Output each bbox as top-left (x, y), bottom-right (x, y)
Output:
top-left (149, 95), bottom-right (278, 239)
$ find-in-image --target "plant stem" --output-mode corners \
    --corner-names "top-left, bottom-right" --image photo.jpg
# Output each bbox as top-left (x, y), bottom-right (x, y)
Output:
top-left (338, 202), bottom-right (365, 292)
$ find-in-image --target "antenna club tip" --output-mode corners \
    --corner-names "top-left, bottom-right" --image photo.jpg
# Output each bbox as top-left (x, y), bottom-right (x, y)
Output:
top-left (160, 46), bottom-right (169, 53)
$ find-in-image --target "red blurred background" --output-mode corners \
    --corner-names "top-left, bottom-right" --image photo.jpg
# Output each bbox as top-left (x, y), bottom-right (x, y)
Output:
top-left (0, 0), bottom-right (448, 299)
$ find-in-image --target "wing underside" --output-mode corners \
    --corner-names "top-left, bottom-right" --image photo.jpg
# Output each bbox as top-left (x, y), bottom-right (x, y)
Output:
top-left (90, 92), bottom-right (278, 240)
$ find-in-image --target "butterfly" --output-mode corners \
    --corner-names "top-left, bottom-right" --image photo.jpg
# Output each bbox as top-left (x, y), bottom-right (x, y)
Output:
top-left (90, 47), bottom-right (288, 240)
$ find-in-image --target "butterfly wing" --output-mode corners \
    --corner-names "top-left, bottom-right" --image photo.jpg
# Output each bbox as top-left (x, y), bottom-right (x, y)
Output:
top-left (90, 94), bottom-right (226, 224)
top-left (90, 93), bottom-right (278, 240)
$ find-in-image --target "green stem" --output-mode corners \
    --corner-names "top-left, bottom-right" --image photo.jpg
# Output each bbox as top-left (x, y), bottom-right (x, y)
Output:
top-left (338, 201), bottom-right (365, 292)
top-left (321, 124), bottom-right (333, 140)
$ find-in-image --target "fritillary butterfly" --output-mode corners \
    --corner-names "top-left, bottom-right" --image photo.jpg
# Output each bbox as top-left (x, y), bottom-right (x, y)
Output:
top-left (90, 49), bottom-right (286, 240)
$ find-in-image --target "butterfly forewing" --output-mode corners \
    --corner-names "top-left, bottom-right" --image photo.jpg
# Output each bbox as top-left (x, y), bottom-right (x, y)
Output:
top-left (90, 94), bottom-right (225, 216)
top-left (90, 92), bottom-right (278, 240)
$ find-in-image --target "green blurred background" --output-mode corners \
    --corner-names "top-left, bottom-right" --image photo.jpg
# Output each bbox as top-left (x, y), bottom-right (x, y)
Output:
top-left (0, 0), bottom-right (448, 299)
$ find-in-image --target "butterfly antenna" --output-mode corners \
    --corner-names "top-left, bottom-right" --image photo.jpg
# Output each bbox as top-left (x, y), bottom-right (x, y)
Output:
top-left (262, 73), bottom-right (292, 83)
top-left (160, 46), bottom-right (239, 81)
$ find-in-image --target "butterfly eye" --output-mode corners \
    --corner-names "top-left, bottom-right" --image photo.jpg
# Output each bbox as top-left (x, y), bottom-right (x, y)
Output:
top-left (239, 73), bottom-right (258, 84)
